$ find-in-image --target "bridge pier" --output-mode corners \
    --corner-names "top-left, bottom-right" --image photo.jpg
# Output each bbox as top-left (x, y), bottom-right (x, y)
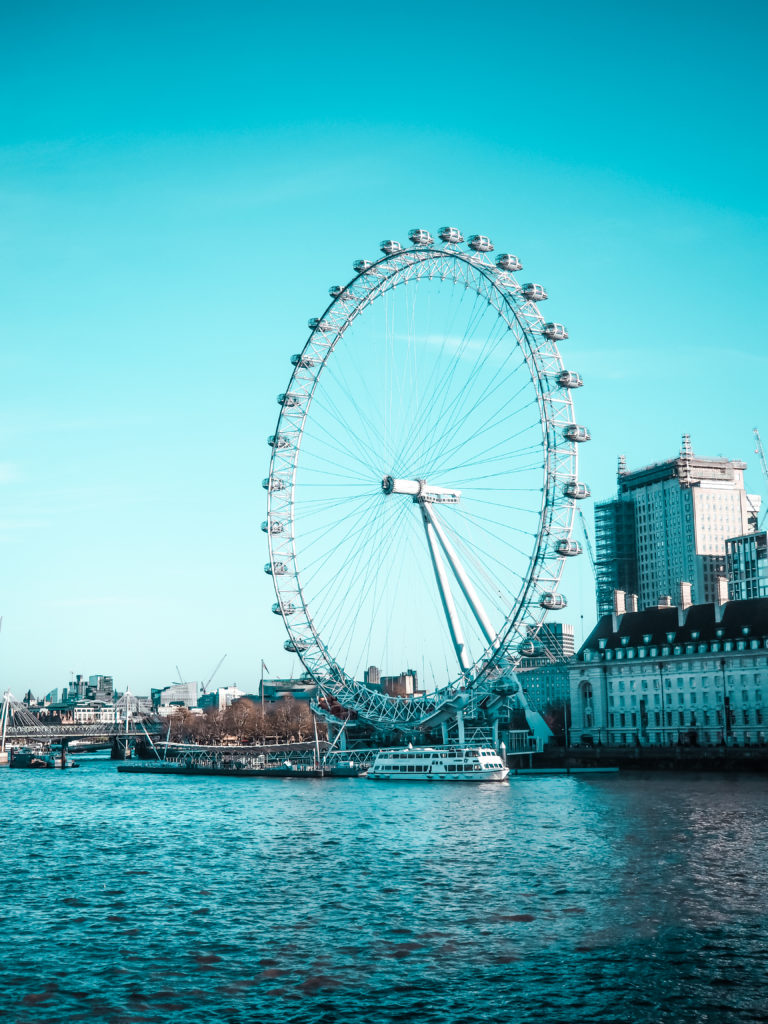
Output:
top-left (111, 736), bottom-right (132, 760)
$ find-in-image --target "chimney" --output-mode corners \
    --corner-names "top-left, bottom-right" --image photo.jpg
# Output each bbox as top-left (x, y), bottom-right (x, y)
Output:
top-left (677, 581), bottom-right (692, 625)
top-left (611, 589), bottom-right (625, 633)
top-left (658, 595), bottom-right (672, 608)
top-left (715, 576), bottom-right (729, 622)
top-left (626, 593), bottom-right (638, 613)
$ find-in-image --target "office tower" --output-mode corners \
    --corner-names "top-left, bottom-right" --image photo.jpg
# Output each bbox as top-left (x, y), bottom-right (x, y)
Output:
top-left (595, 436), bottom-right (760, 614)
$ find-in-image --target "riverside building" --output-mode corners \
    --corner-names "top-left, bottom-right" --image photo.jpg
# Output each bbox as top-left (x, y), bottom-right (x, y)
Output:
top-left (570, 587), bottom-right (768, 747)
top-left (594, 436), bottom-right (761, 616)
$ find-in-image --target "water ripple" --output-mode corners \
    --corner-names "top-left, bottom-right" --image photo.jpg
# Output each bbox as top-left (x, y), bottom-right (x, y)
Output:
top-left (2, 762), bottom-right (768, 1022)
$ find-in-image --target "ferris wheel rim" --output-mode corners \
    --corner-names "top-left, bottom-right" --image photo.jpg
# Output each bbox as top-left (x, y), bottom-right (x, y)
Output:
top-left (265, 234), bottom-right (585, 711)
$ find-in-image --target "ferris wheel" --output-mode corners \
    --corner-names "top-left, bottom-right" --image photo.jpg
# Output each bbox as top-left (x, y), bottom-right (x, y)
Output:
top-left (264, 227), bottom-right (589, 736)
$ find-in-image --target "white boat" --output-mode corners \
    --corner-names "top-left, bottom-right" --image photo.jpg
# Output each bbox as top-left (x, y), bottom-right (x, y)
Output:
top-left (369, 746), bottom-right (509, 782)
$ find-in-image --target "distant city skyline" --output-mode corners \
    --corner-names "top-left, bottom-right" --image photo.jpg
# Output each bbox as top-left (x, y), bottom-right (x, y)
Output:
top-left (1, 1), bottom-right (766, 692)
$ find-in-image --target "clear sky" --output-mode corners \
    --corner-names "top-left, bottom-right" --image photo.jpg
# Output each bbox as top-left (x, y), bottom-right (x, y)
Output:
top-left (1, 0), bottom-right (766, 696)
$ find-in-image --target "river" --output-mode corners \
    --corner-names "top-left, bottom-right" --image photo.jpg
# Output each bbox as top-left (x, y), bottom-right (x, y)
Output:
top-left (2, 758), bottom-right (766, 1023)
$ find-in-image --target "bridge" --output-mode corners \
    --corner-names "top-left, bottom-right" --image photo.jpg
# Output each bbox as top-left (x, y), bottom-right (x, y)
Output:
top-left (1, 691), bottom-right (164, 750)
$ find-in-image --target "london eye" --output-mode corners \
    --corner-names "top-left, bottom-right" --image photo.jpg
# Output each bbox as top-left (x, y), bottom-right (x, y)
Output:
top-left (264, 227), bottom-right (589, 743)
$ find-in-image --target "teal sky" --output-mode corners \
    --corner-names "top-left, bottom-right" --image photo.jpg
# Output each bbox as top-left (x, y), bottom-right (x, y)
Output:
top-left (1, 0), bottom-right (766, 695)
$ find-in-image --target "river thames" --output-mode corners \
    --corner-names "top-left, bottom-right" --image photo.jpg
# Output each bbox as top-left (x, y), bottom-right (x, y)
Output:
top-left (2, 759), bottom-right (766, 1023)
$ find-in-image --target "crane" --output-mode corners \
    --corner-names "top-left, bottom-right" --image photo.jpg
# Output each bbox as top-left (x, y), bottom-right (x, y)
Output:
top-left (201, 654), bottom-right (227, 695)
top-left (753, 427), bottom-right (768, 528)
top-left (576, 506), bottom-right (596, 575)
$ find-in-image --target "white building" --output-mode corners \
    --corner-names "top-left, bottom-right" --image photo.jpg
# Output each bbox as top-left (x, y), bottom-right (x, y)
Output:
top-left (595, 436), bottom-right (761, 614)
top-left (570, 589), bottom-right (768, 747)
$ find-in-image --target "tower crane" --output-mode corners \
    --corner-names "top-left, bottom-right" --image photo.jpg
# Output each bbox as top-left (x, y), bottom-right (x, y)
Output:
top-left (753, 427), bottom-right (768, 528)
top-left (576, 506), bottom-right (596, 575)
top-left (201, 654), bottom-right (227, 695)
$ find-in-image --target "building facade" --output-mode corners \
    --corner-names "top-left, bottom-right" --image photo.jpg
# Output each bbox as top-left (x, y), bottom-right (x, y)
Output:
top-left (570, 595), bottom-right (768, 747)
top-left (727, 531), bottom-right (768, 601)
top-left (516, 661), bottom-right (571, 713)
top-left (594, 437), bottom-right (760, 615)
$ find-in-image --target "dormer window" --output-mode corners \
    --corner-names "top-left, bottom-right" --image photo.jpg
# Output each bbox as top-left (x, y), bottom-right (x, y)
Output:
top-left (643, 634), bottom-right (652, 644)
top-left (621, 636), bottom-right (629, 647)
top-left (691, 631), bottom-right (700, 641)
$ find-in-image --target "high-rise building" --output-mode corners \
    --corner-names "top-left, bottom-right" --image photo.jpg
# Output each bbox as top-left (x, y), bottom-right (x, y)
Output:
top-left (522, 622), bottom-right (575, 661)
top-left (727, 531), bottom-right (768, 600)
top-left (594, 436), bottom-right (760, 615)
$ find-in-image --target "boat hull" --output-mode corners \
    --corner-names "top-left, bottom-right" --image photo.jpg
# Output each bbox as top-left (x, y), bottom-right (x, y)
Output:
top-left (369, 768), bottom-right (509, 782)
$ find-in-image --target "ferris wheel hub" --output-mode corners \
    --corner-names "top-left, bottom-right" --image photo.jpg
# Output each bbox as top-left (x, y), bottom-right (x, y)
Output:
top-left (381, 476), bottom-right (461, 504)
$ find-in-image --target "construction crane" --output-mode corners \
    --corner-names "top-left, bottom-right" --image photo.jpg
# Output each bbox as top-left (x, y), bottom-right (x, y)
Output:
top-left (201, 654), bottom-right (227, 696)
top-left (576, 506), bottom-right (596, 575)
top-left (753, 427), bottom-right (768, 528)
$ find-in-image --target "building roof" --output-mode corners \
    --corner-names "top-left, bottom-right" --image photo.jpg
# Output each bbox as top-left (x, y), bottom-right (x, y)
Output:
top-left (578, 599), bottom-right (768, 659)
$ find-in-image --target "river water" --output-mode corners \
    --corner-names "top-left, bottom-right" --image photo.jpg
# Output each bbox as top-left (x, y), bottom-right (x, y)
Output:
top-left (2, 758), bottom-right (767, 1023)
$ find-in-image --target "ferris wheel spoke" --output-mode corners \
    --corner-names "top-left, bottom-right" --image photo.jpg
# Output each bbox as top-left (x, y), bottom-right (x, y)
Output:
top-left (389, 287), bottom-right (495, 471)
top-left (423, 370), bottom-right (535, 476)
top-left (299, 496), bottom-right (391, 579)
top-left (428, 395), bottom-right (541, 480)
top-left (316, 502), bottom-right (409, 666)
top-left (318, 360), bottom-right (391, 469)
top-left (306, 498), bottom-right (394, 630)
top-left (302, 495), bottom-right (386, 607)
top-left (328, 502), bottom-right (413, 678)
top-left (408, 312), bottom-right (524, 465)
top-left (450, 507), bottom-right (539, 564)
top-left (402, 316), bottom-right (514, 474)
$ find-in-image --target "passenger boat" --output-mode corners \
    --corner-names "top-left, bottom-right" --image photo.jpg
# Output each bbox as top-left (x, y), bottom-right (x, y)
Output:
top-left (369, 746), bottom-right (509, 782)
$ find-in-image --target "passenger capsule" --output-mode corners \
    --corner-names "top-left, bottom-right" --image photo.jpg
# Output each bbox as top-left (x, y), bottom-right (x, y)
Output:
top-left (556, 539), bottom-right (583, 557)
top-left (261, 519), bottom-right (284, 534)
top-left (308, 317), bottom-right (331, 332)
top-left (468, 234), bottom-right (493, 253)
top-left (408, 228), bottom-right (433, 246)
top-left (291, 353), bottom-right (315, 368)
top-left (540, 592), bottom-right (568, 611)
top-left (557, 370), bottom-right (583, 389)
top-left (278, 392), bottom-right (300, 408)
top-left (563, 424), bottom-right (591, 443)
top-left (496, 254), bottom-right (522, 272)
top-left (262, 477), bottom-right (286, 492)
top-left (329, 285), bottom-right (345, 298)
top-left (519, 640), bottom-right (537, 656)
top-left (264, 561), bottom-right (288, 575)
top-left (272, 601), bottom-right (295, 616)
top-left (563, 481), bottom-right (591, 500)
top-left (353, 259), bottom-right (373, 274)
top-left (380, 240), bottom-right (402, 255)
top-left (284, 639), bottom-right (309, 654)
top-left (268, 433), bottom-right (291, 449)
top-left (542, 322), bottom-right (568, 340)
top-left (439, 226), bottom-right (464, 244)
top-left (523, 283), bottom-right (548, 301)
